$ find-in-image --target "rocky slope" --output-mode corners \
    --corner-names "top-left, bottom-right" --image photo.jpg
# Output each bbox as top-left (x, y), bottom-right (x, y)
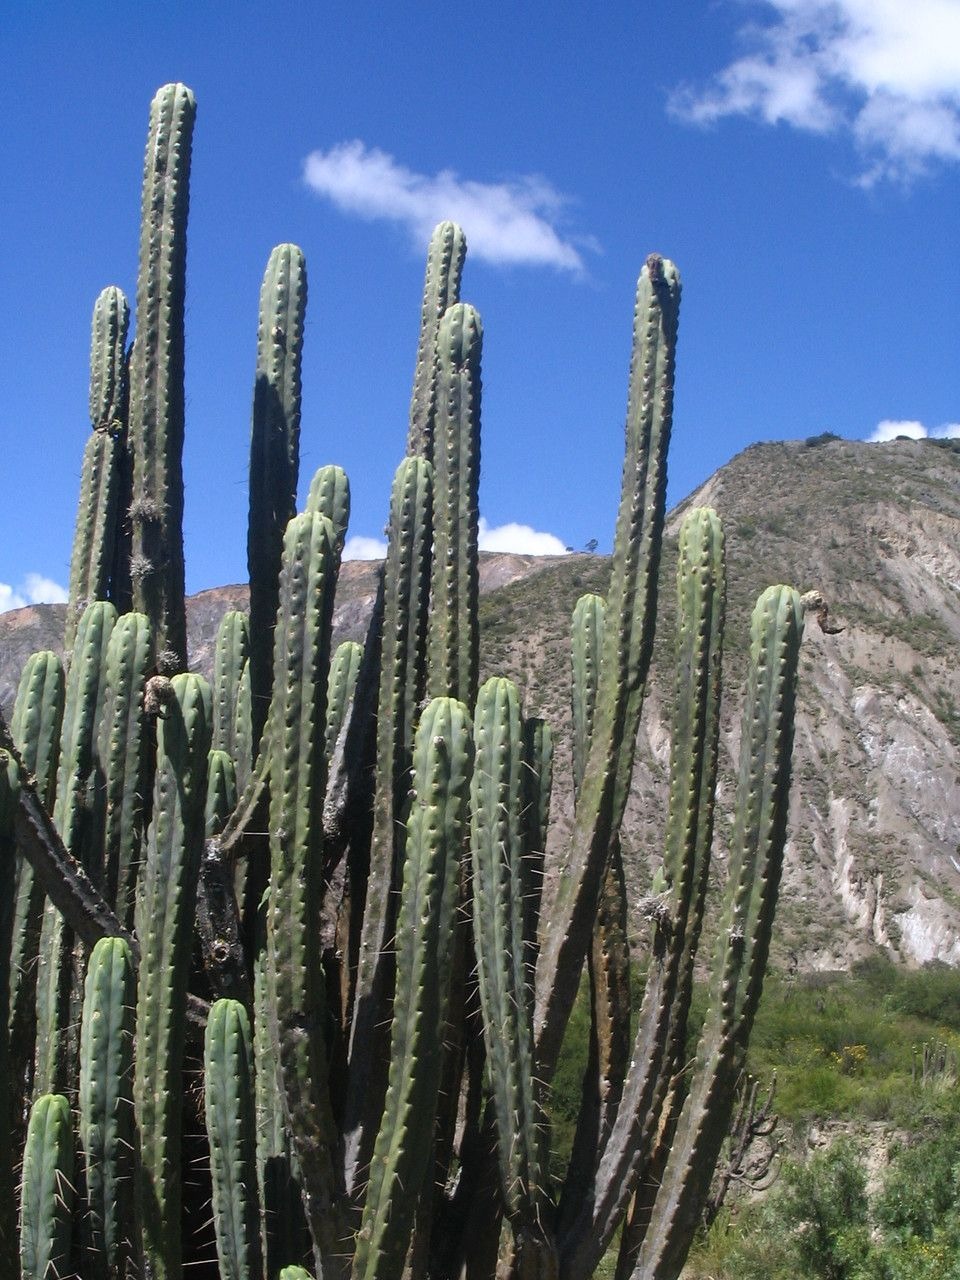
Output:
top-left (3, 436), bottom-right (958, 970)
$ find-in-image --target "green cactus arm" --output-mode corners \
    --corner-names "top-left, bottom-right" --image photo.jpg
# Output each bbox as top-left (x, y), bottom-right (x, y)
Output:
top-left (65, 430), bottom-right (120, 649)
top-left (570, 593), bottom-right (606, 796)
top-left (8, 652), bottom-right (63, 1067)
top-left (93, 611), bottom-right (154, 924)
top-left (324, 640), bottom-right (363, 768)
top-left (426, 302), bottom-right (482, 706)
top-left (247, 243), bottom-right (307, 740)
top-left (520, 715), bottom-right (553, 975)
top-left (89, 284), bottom-right (130, 430)
top-left (205, 998), bottom-right (263, 1280)
top-left (36, 599), bottom-right (117, 1094)
top-left (206, 748), bottom-right (239, 838)
top-left (535, 256), bottom-right (680, 1084)
top-left (279, 1269), bottom-right (315, 1280)
top-left (407, 221), bottom-right (467, 461)
top-left (626, 585), bottom-right (803, 1280)
top-left (558, 506), bottom-right (726, 1279)
top-left (213, 610), bottom-right (252, 759)
top-left (266, 511), bottom-right (348, 1275)
top-left (0, 749), bottom-right (20, 1273)
top-left (78, 935), bottom-right (136, 1280)
top-left (253, 894), bottom-right (311, 1277)
top-left (345, 456), bottom-right (433, 1193)
top-left (354, 696), bottom-right (473, 1280)
top-left (128, 83), bottom-right (196, 671)
top-left (306, 464), bottom-right (351, 556)
top-left (65, 285), bottom-right (131, 648)
top-left (134, 671), bottom-right (211, 1280)
top-left (470, 677), bottom-right (542, 1231)
top-left (19, 1093), bottom-right (75, 1280)
top-left (562, 592), bottom-right (633, 1222)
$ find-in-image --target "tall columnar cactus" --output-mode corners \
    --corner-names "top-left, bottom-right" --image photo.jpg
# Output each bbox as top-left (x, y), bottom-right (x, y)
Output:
top-left (134, 671), bottom-right (211, 1280)
top-left (2, 83), bottom-right (812, 1280)
top-left (65, 286), bottom-right (131, 648)
top-left (8, 652), bottom-right (64, 1114)
top-left (92, 611), bottom-right (154, 923)
top-left (0, 749), bottom-right (20, 1271)
top-left (205, 998), bottom-right (262, 1280)
top-left (36, 599), bottom-right (117, 1094)
top-left (79, 935), bottom-right (136, 1280)
top-left (128, 82), bottom-right (196, 671)
top-left (535, 255), bottom-right (680, 1083)
top-left (19, 1093), bottom-right (75, 1280)
top-left (346, 454), bottom-right (434, 1188)
top-left (266, 511), bottom-right (346, 1274)
top-left (407, 220), bottom-right (467, 461)
top-left (427, 302), bottom-right (482, 706)
top-left (470, 678), bottom-right (544, 1257)
top-left (354, 697), bottom-right (472, 1280)
top-left (248, 244), bottom-right (308, 741)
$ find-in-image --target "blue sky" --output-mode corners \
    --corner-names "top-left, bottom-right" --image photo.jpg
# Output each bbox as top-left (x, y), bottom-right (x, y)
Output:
top-left (2, 2), bottom-right (958, 609)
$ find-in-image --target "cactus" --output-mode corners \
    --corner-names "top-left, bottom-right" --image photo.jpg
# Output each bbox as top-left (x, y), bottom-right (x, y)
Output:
top-left (407, 220), bottom-right (467, 461)
top-left (470, 679), bottom-right (543, 1249)
top-left (19, 1093), bottom-right (74, 1280)
top-left (248, 244), bottom-right (308, 741)
top-left (8, 652), bottom-right (64, 1122)
top-left (78, 935), bottom-right (136, 1279)
top-left (36, 599), bottom-right (116, 1095)
top-left (0, 84), bottom-right (812, 1280)
top-left (427, 302), bottom-right (482, 705)
top-left (128, 82), bottom-right (196, 670)
top-left (205, 998), bottom-right (262, 1280)
top-left (134, 671), bottom-right (211, 1279)
top-left (354, 697), bottom-right (472, 1280)
top-left (65, 286), bottom-right (130, 647)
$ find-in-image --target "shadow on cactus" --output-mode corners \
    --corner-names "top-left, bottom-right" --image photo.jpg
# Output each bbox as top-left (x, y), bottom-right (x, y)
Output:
top-left (0, 83), bottom-right (805, 1280)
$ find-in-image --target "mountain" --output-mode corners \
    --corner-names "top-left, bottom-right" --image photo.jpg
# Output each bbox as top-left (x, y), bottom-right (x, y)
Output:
top-left (3, 436), bottom-right (959, 971)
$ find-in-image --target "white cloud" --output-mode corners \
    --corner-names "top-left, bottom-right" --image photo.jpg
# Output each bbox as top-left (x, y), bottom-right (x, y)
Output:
top-left (669, 1), bottom-right (960, 182)
top-left (478, 518), bottom-right (568, 556)
top-left (303, 142), bottom-right (590, 271)
top-left (867, 418), bottom-right (960, 441)
top-left (342, 535), bottom-right (389, 561)
top-left (0, 573), bottom-right (68, 613)
top-left (341, 519), bottom-right (568, 561)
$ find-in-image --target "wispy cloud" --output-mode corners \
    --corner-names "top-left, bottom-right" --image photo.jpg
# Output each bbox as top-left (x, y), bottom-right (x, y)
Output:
top-left (0, 573), bottom-right (68, 613)
top-left (303, 142), bottom-right (591, 271)
top-left (867, 418), bottom-right (960, 441)
top-left (342, 519), bottom-right (568, 562)
top-left (669, 1), bottom-right (960, 183)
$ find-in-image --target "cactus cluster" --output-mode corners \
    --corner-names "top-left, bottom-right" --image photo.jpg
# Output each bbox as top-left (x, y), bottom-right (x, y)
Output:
top-left (1, 84), bottom-right (805, 1280)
